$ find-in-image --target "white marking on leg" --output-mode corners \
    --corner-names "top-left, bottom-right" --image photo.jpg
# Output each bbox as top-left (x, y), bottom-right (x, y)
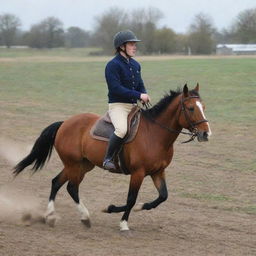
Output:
top-left (120, 220), bottom-right (129, 231)
top-left (45, 200), bottom-right (55, 217)
top-left (77, 201), bottom-right (90, 220)
top-left (196, 101), bottom-right (212, 136)
top-left (44, 200), bottom-right (57, 227)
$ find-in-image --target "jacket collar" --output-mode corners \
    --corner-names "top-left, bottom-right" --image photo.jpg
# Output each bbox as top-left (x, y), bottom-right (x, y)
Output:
top-left (116, 53), bottom-right (131, 64)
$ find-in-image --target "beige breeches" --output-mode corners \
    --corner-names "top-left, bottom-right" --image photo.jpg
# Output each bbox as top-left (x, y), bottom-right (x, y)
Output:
top-left (108, 103), bottom-right (134, 138)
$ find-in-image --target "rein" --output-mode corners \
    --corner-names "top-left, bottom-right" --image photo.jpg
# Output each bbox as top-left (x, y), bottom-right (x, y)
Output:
top-left (142, 95), bottom-right (208, 143)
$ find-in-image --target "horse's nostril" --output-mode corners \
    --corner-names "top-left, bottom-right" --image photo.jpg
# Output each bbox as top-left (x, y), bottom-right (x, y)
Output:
top-left (203, 131), bottom-right (208, 138)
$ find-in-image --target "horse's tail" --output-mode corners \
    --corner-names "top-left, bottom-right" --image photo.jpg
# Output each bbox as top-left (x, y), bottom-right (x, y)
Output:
top-left (13, 121), bottom-right (64, 176)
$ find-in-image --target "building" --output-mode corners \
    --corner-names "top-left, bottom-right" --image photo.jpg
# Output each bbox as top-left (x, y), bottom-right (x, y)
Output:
top-left (216, 44), bottom-right (256, 55)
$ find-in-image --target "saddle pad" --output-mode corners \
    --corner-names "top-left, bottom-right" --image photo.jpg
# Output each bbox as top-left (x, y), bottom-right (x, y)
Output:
top-left (90, 106), bottom-right (141, 143)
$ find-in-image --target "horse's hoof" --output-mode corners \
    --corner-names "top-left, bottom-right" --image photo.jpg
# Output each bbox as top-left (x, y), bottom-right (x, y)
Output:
top-left (45, 215), bottom-right (56, 227)
top-left (120, 220), bottom-right (130, 232)
top-left (81, 219), bottom-right (91, 228)
top-left (133, 203), bottom-right (144, 212)
top-left (102, 207), bottom-right (108, 213)
top-left (102, 204), bottom-right (115, 213)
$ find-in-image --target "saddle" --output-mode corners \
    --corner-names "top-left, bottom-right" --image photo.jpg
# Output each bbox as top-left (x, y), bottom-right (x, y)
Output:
top-left (90, 106), bottom-right (141, 175)
top-left (90, 106), bottom-right (141, 143)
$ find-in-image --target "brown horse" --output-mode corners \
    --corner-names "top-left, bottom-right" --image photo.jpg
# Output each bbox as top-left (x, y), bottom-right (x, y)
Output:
top-left (14, 84), bottom-right (211, 231)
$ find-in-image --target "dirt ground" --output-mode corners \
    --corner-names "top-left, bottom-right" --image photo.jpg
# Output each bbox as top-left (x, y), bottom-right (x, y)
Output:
top-left (0, 120), bottom-right (255, 256)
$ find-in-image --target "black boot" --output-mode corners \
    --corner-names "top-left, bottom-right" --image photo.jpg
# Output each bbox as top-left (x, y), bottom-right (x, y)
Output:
top-left (103, 133), bottom-right (124, 170)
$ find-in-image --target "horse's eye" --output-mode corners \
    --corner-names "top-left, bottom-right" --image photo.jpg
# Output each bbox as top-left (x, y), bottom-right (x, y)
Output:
top-left (188, 107), bottom-right (194, 112)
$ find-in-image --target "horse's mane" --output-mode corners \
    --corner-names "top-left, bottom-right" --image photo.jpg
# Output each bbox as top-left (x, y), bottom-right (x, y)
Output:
top-left (142, 88), bottom-right (200, 119)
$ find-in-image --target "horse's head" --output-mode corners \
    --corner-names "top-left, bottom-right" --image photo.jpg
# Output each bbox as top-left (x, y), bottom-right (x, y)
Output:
top-left (178, 84), bottom-right (211, 142)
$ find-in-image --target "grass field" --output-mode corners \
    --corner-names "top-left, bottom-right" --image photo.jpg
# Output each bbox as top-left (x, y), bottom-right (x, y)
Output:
top-left (0, 48), bottom-right (255, 255)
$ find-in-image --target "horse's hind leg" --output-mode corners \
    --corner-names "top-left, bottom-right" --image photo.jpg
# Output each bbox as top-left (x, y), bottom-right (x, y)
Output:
top-left (45, 169), bottom-right (68, 226)
top-left (66, 160), bottom-right (94, 228)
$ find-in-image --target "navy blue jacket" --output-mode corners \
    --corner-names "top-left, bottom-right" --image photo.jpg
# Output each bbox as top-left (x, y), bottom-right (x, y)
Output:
top-left (105, 54), bottom-right (147, 103)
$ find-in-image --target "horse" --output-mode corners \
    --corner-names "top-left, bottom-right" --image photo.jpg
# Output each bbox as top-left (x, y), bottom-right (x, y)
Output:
top-left (14, 84), bottom-right (211, 232)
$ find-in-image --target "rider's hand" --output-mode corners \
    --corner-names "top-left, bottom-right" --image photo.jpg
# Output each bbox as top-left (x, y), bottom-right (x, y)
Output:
top-left (140, 93), bottom-right (151, 103)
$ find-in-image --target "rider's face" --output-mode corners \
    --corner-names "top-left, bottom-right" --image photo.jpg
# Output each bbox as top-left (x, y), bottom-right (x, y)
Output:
top-left (121, 42), bottom-right (137, 57)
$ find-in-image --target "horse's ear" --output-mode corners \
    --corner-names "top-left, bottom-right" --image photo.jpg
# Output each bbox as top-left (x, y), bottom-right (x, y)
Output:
top-left (183, 84), bottom-right (189, 97)
top-left (194, 83), bottom-right (199, 92)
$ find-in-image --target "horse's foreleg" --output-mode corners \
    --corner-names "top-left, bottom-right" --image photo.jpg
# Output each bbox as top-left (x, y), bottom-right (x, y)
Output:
top-left (45, 170), bottom-right (68, 226)
top-left (103, 171), bottom-right (144, 231)
top-left (135, 170), bottom-right (168, 211)
top-left (120, 171), bottom-right (144, 231)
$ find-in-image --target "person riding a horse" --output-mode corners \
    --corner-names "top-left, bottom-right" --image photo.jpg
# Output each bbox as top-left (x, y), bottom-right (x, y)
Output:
top-left (13, 31), bottom-right (211, 232)
top-left (103, 30), bottom-right (151, 170)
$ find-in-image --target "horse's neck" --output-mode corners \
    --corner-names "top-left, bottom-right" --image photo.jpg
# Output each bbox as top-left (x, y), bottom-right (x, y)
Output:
top-left (148, 97), bottom-right (182, 149)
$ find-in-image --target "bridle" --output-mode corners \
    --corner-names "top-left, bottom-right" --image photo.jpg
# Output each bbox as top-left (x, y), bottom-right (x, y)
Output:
top-left (143, 95), bottom-right (208, 143)
top-left (181, 96), bottom-right (208, 129)
top-left (179, 95), bottom-right (208, 142)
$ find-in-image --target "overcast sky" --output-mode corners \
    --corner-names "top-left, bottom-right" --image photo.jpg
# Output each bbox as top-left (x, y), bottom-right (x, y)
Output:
top-left (2, 0), bottom-right (256, 33)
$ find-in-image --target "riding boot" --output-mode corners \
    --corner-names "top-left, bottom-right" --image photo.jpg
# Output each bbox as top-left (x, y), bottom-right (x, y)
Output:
top-left (103, 133), bottom-right (124, 171)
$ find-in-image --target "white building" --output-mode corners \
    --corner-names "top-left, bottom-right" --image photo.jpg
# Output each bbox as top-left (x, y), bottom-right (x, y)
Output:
top-left (216, 44), bottom-right (256, 55)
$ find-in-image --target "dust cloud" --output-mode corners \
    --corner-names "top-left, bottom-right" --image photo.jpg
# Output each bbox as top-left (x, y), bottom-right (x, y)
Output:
top-left (0, 186), bottom-right (43, 224)
top-left (0, 137), bottom-right (32, 166)
top-left (0, 138), bottom-right (43, 224)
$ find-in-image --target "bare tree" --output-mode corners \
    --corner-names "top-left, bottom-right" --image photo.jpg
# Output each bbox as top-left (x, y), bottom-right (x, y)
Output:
top-left (92, 7), bottom-right (128, 54)
top-left (232, 8), bottom-right (256, 43)
top-left (65, 27), bottom-right (90, 48)
top-left (41, 17), bottom-right (64, 48)
top-left (188, 13), bottom-right (216, 54)
top-left (26, 17), bottom-right (64, 48)
top-left (92, 6), bottom-right (164, 54)
top-left (129, 7), bottom-right (163, 53)
top-left (153, 27), bottom-right (177, 54)
top-left (175, 33), bottom-right (189, 54)
top-left (0, 13), bottom-right (21, 48)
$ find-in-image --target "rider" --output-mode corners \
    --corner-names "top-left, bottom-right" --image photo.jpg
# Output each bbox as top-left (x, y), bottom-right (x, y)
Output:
top-left (103, 30), bottom-right (151, 170)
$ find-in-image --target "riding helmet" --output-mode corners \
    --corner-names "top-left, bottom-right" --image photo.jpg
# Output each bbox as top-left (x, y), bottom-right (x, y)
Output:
top-left (113, 30), bottom-right (141, 49)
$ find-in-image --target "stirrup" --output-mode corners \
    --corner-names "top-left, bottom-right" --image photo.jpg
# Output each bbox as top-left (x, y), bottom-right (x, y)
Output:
top-left (103, 159), bottom-right (116, 170)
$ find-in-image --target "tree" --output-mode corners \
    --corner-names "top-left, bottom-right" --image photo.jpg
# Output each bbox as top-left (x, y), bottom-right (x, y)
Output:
top-left (92, 6), bottom-right (164, 54)
top-left (0, 13), bottom-right (21, 48)
top-left (175, 33), bottom-right (189, 54)
top-left (92, 7), bottom-right (128, 54)
top-left (25, 23), bottom-right (48, 48)
top-left (26, 17), bottom-right (64, 48)
top-left (188, 13), bottom-right (216, 54)
top-left (153, 27), bottom-right (177, 54)
top-left (232, 8), bottom-right (256, 43)
top-left (65, 27), bottom-right (90, 48)
top-left (129, 7), bottom-right (163, 53)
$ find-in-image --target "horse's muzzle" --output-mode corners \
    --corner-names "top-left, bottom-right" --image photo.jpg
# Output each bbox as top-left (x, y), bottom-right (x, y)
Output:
top-left (197, 131), bottom-right (209, 142)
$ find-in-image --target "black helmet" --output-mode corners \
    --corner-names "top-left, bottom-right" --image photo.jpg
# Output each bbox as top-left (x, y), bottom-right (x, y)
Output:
top-left (113, 30), bottom-right (141, 49)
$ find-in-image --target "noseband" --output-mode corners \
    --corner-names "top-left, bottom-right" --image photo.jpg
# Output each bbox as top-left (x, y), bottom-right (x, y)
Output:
top-left (143, 95), bottom-right (208, 143)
